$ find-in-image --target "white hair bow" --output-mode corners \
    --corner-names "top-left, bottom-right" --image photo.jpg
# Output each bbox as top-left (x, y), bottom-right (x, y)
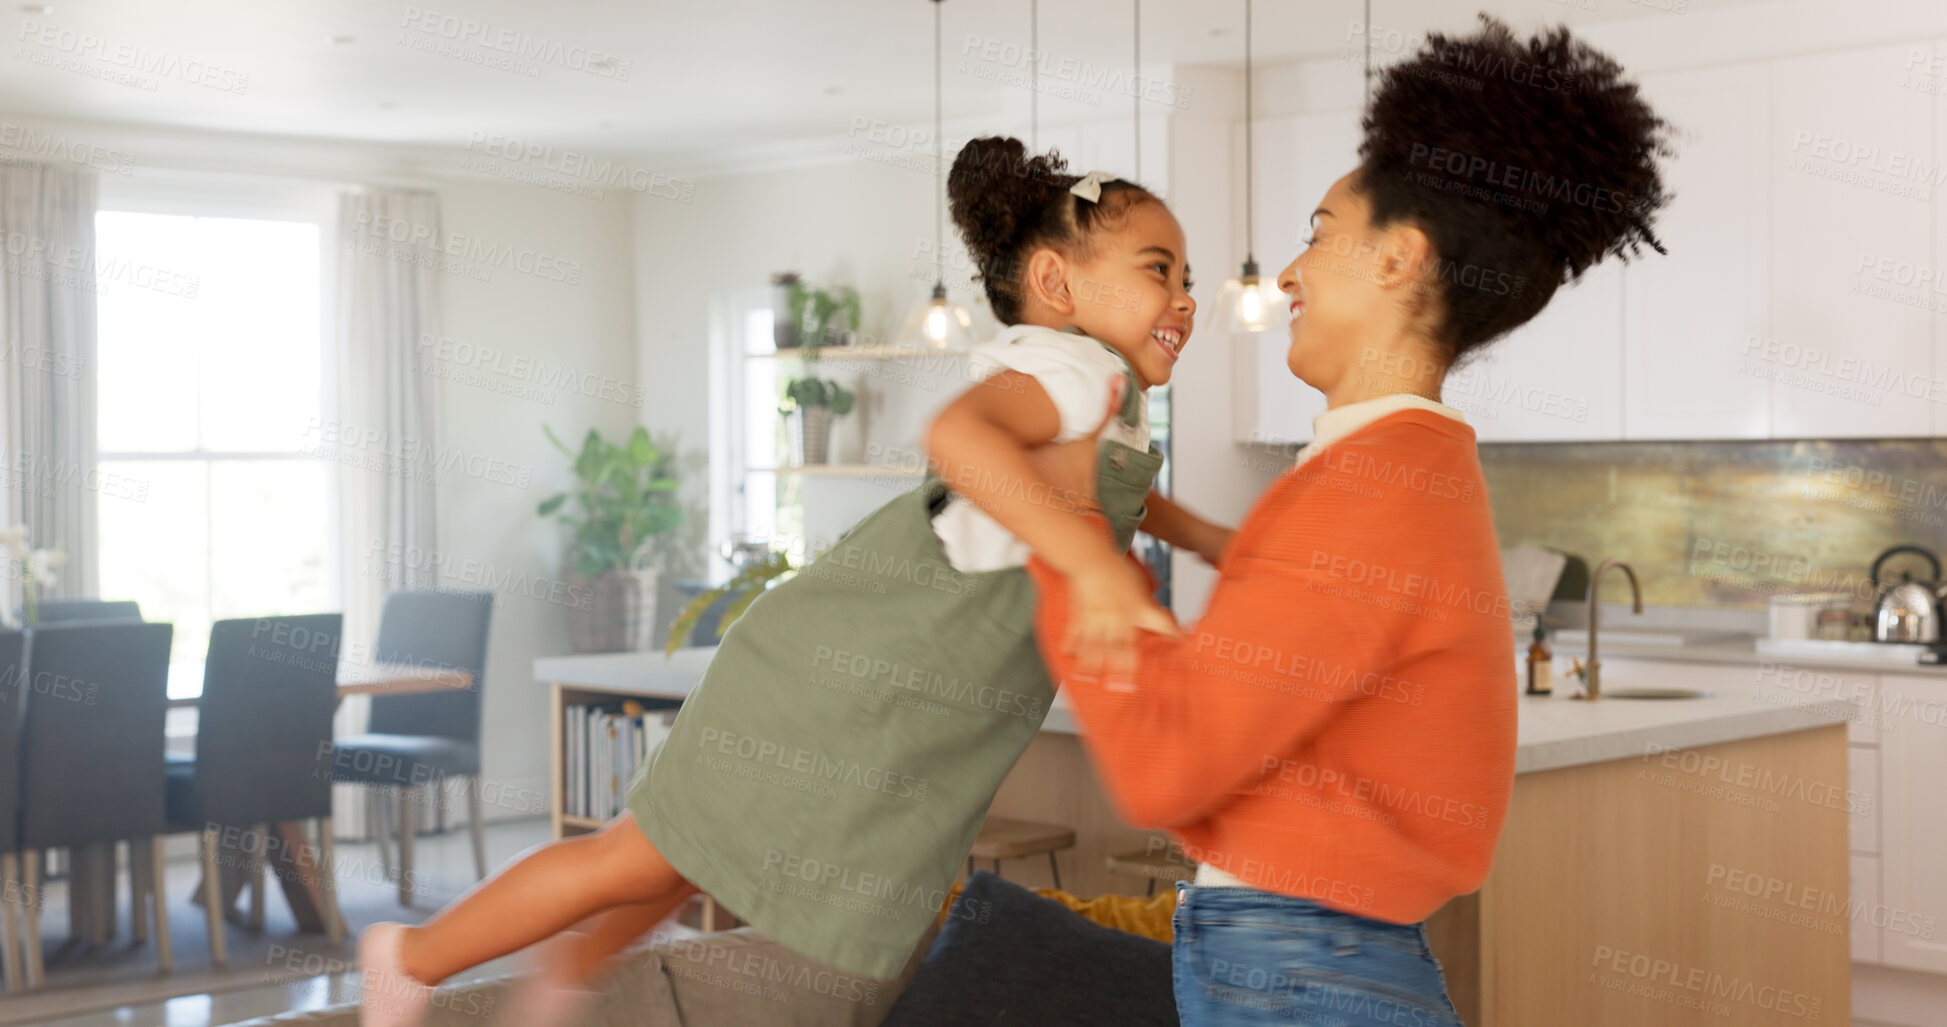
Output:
top-left (1068, 170), bottom-right (1119, 203)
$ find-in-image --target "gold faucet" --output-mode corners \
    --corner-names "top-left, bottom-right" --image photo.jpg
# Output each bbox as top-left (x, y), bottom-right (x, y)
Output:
top-left (1572, 558), bottom-right (1643, 701)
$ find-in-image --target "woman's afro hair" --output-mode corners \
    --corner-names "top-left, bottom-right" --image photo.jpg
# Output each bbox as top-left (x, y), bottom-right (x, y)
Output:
top-left (1356, 14), bottom-right (1674, 361)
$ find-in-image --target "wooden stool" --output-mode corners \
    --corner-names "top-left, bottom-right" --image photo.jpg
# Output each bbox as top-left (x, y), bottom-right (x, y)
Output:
top-left (966, 817), bottom-right (1075, 890)
top-left (1105, 846), bottom-right (1195, 896)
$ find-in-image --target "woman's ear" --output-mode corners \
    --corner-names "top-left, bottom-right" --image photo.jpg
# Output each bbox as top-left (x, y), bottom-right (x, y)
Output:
top-left (1378, 224), bottom-right (1435, 293)
top-left (1023, 247), bottom-right (1074, 316)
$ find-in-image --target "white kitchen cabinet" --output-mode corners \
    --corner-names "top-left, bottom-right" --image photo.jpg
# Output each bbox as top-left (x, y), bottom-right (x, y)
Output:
top-left (1934, 37), bottom-right (1947, 437)
top-left (1458, 261), bottom-right (1625, 442)
top-left (1876, 673), bottom-right (1947, 973)
top-left (1623, 64), bottom-right (1772, 440)
top-left (1768, 45), bottom-right (1934, 439)
top-left (1229, 110), bottom-right (1354, 445)
top-left (1851, 743), bottom-right (1881, 855)
top-left (1854, 853), bottom-right (1884, 964)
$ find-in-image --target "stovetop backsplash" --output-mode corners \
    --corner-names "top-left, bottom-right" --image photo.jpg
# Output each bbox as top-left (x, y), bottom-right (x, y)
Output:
top-left (1478, 438), bottom-right (1947, 611)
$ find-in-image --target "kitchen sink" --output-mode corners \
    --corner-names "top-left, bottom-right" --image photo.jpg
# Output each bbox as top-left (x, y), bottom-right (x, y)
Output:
top-left (1553, 630), bottom-right (1746, 648)
top-left (1600, 686), bottom-right (1710, 700)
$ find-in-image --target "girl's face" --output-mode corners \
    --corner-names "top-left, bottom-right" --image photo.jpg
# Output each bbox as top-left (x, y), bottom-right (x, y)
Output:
top-left (1062, 201), bottom-right (1196, 388)
top-left (1277, 171), bottom-right (1397, 395)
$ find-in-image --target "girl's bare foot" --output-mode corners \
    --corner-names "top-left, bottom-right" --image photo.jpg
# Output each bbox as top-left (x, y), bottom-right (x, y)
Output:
top-left (495, 937), bottom-right (599, 1027)
top-left (358, 922), bottom-right (436, 1026)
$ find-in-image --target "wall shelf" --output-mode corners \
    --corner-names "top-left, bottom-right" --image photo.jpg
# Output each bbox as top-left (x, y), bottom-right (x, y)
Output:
top-left (748, 345), bottom-right (969, 361)
top-left (752, 464), bottom-right (924, 478)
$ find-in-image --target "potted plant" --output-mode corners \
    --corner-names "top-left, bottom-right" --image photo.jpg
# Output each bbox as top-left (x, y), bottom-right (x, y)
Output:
top-left (663, 549), bottom-right (794, 655)
top-left (784, 278), bottom-right (861, 352)
top-left (768, 271), bottom-right (803, 350)
top-left (537, 425), bottom-right (683, 652)
top-left (780, 375), bottom-right (855, 466)
top-left (0, 525), bottom-right (64, 627)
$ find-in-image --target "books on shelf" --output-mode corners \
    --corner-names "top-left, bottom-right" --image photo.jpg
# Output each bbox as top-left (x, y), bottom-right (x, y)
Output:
top-left (564, 701), bottom-right (674, 822)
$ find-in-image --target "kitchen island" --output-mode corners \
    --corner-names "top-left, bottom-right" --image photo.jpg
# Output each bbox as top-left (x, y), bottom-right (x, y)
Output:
top-left (1425, 673), bottom-right (1851, 1026)
top-left (534, 649), bottom-right (1854, 1026)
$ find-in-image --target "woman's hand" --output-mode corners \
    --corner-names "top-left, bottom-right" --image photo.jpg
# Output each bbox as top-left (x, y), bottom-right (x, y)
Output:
top-left (1064, 555), bottom-right (1181, 685)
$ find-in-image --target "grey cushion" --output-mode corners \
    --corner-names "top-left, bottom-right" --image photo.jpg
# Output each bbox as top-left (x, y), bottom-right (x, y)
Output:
top-left (163, 752), bottom-right (199, 826)
top-left (328, 733), bottom-right (479, 784)
top-left (881, 871), bottom-right (1179, 1027)
top-left (221, 920), bottom-right (940, 1026)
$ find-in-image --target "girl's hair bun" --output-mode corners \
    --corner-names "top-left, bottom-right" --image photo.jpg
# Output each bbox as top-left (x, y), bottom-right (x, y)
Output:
top-left (946, 136), bottom-right (1156, 323)
top-left (948, 138), bottom-right (1064, 279)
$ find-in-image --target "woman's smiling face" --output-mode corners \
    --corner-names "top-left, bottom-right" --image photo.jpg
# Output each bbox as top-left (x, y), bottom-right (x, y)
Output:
top-left (1275, 171), bottom-right (1456, 406)
top-left (1277, 171), bottom-right (1393, 395)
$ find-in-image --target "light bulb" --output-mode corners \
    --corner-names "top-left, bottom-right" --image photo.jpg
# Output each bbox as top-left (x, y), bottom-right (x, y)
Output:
top-left (1237, 284), bottom-right (1266, 327)
top-left (1218, 258), bottom-right (1286, 334)
top-left (897, 281), bottom-right (976, 351)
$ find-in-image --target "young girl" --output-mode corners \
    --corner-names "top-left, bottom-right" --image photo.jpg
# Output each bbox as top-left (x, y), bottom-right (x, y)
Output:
top-left (358, 135), bottom-right (1231, 1025)
top-left (1025, 18), bottom-right (1671, 1027)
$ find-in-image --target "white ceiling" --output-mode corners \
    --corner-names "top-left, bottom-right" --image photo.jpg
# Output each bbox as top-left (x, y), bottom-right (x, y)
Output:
top-left (1, 0), bottom-right (1772, 162)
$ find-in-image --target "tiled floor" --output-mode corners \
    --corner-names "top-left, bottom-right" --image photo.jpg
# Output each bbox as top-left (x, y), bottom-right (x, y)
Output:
top-left (18, 817), bottom-right (554, 1027)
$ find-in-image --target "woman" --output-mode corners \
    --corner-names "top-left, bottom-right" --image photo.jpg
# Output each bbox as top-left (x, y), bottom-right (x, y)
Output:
top-left (1025, 16), bottom-right (1671, 1026)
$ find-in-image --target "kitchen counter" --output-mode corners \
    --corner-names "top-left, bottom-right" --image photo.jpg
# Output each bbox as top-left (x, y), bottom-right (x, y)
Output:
top-left (1512, 682), bottom-right (1848, 774)
top-left (535, 648), bottom-right (1852, 771)
top-left (1540, 632), bottom-right (1947, 676)
top-left (533, 647), bottom-right (1086, 734)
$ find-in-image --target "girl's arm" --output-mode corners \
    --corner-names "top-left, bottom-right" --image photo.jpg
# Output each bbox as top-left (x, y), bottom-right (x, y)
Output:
top-left (1139, 492), bottom-right (1234, 567)
top-left (927, 370), bottom-right (1179, 665)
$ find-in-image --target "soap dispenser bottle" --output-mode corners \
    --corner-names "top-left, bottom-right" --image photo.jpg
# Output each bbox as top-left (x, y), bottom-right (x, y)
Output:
top-left (1526, 620), bottom-right (1554, 696)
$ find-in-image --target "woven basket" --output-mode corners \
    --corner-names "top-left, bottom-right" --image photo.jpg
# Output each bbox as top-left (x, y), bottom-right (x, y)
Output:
top-left (564, 548), bottom-right (660, 653)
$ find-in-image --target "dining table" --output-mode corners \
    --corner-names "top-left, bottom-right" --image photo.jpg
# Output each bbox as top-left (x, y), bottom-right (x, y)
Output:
top-left (67, 659), bottom-right (474, 942)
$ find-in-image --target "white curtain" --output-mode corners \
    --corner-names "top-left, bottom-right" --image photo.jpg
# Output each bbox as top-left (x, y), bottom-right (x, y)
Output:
top-left (330, 188), bottom-right (445, 835)
top-left (0, 163), bottom-right (99, 613)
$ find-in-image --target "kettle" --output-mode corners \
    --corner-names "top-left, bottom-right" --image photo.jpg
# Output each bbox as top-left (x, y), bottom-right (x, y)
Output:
top-left (1870, 544), bottom-right (1942, 643)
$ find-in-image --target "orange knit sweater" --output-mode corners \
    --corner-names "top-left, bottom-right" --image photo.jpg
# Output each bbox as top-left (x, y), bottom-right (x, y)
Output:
top-left (1029, 408), bottom-right (1517, 924)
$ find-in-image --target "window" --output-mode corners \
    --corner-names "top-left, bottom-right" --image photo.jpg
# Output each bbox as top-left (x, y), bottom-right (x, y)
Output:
top-left (93, 200), bottom-right (334, 694)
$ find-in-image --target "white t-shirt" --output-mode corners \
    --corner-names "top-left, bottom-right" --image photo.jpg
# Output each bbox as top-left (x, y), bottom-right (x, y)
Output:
top-left (931, 325), bottom-right (1151, 572)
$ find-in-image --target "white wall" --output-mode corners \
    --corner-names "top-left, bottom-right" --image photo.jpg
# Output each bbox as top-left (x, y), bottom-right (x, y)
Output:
top-left (431, 179), bottom-right (640, 826)
top-left (632, 147), bottom-right (994, 565)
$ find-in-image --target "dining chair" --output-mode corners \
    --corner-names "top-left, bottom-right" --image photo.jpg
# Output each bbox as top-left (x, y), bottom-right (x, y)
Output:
top-left (9, 600), bottom-right (139, 947)
top-left (0, 629), bottom-right (24, 994)
top-left (330, 590), bottom-right (493, 904)
top-left (165, 615), bottom-right (346, 963)
top-left (16, 621), bottom-right (174, 988)
top-left (24, 599), bottom-right (142, 624)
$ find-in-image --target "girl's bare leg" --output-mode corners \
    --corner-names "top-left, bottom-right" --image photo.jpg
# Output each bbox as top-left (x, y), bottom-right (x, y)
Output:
top-left (396, 811), bottom-right (686, 985)
top-left (547, 883), bottom-right (700, 982)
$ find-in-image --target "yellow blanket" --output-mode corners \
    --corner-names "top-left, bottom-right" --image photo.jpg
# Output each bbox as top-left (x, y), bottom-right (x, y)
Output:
top-left (939, 881), bottom-right (1175, 944)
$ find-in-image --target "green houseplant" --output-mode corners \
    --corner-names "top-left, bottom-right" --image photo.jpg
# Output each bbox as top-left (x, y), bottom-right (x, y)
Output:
top-left (663, 549), bottom-right (795, 655)
top-left (779, 375), bottom-right (855, 465)
top-left (784, 279), bottom-right (861, 352)
top-left (538, 425), bottom-right (683, 652)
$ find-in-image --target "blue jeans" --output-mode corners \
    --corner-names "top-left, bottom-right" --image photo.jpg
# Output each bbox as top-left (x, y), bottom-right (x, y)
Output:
top-left (1172, 883), bottom-right (1463, 1027)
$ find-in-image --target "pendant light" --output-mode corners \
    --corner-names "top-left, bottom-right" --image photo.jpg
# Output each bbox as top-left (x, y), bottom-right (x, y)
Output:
top-left (1216, 0), bottom-right (1284, 334)
top-left (896, 0), bottom-right (976, 351)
